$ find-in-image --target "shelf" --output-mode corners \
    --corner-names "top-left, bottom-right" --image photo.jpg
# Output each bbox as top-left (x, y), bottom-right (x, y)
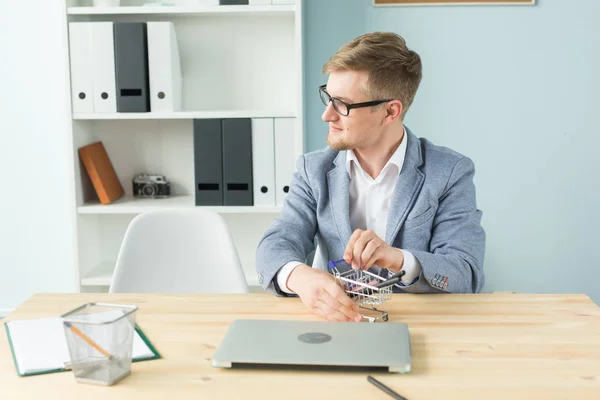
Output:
top-left (80, 262), bottom-right (260, 287)
top-left (67, 5), bottom-right (295, 16)
top-left (72, 110), bottom-right (296, 120)
top-left (77, 195), bottom-right (282, 214)
top-left (80, 262), bottom-right (114, 286)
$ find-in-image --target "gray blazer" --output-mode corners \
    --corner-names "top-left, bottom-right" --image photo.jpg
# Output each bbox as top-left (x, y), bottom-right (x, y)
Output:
top-left (256, 127), bottom-right (486, 295)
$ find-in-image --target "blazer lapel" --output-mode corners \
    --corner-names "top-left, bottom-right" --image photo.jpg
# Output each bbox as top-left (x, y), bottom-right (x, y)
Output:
top-left (327, 152), bottom-right (353, 245)
top-left (385, 129), bottom-right (426, 244)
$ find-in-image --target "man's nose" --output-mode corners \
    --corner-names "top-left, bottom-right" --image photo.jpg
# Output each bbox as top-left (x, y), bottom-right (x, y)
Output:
top-left (322, 102), bottom-right (338, 122)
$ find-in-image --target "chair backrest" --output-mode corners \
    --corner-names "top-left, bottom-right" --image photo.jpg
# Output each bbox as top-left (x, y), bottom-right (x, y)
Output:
top-left (109, 208), bottom-right (249, 294)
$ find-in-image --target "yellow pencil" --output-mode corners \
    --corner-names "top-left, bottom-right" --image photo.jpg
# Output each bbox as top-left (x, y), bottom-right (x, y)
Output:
top-left (64, 321), bottom-right (113, 360)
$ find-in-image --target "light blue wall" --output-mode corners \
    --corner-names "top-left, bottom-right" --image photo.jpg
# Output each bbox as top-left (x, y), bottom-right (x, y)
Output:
top-left (303, 0), bottom-right (600, 303)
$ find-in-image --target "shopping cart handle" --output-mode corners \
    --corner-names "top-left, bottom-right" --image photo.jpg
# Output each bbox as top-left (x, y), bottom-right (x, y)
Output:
top-left (389, 270), bottom-right (406, 280)
top-left (375, 270), bottom-right (407, 289)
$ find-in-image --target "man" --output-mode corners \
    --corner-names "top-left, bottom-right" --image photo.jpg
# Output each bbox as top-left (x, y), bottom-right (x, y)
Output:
top-left (256, 32), bottom-right (486, 322)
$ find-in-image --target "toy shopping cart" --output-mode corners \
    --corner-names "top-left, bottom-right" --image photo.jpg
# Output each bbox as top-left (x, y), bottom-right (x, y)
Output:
top-left (328, 260), bottom-right (405, 323)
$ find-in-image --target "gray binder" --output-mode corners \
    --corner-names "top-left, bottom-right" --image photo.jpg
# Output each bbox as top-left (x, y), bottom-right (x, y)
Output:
top-left (222, 119), bottom-right (253, 206)
top-left (114, 23), bottom-right (150, 112)
top-left (193, 119), bottom-right (224, 206)
top-left (219, 0), bottom-right (249, 4)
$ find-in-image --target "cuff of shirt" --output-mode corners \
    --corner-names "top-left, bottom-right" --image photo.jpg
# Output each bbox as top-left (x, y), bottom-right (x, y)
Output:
top-left (390, 249), bottom-right (422, 286)
top-left (276, 261), bottom-right (304, 294)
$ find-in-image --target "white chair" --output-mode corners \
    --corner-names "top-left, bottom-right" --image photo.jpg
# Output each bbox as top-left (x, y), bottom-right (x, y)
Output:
top-left (109, 208), bottom-right (249, 294)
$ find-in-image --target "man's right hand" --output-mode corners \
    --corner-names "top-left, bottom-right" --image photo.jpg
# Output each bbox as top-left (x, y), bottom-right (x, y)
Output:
top-left (286, 265), bottom-right (362, 322)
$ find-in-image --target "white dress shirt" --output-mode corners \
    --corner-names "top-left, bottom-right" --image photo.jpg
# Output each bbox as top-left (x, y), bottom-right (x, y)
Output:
top-left (277, 129), bottom-right (422, 294)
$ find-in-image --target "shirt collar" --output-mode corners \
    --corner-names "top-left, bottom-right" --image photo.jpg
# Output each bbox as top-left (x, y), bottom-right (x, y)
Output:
top-left (345, 127), bottom-right (408, 178)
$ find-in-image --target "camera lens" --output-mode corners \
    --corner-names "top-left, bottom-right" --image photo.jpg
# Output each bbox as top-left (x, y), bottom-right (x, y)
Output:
top-left (142, 185), bottom-right (155, 197)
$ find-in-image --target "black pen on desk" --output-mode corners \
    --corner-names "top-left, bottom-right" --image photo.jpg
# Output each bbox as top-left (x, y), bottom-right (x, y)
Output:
top-left (367, 375), bottom-right (408, 400)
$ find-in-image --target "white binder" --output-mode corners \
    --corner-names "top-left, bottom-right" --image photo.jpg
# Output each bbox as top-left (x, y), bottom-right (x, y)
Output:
top-left (68, 23), bottom-right (94, 114)
top-left (274, 118), bottom-right (296, 207)
top-left (249, 0), bottom-right (272, 5)
top-left (90, 22), bottom-right (117, 113)
top-left (272, 0), bottom-right (294, 4)
top-left (147, 22), bottom-right (182, 112)
top-left (251, 118), bottom-right (276, 206)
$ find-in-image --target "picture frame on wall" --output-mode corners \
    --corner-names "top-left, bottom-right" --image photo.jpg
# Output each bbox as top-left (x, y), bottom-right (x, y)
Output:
top-left (374, 0), bottom-right (535, 5)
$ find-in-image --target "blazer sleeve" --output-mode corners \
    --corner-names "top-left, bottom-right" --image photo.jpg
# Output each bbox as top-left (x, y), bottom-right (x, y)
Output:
top-left (401, 156), bottom-right (486, 294)
top-left (255, 155), bottom-right (318, 295)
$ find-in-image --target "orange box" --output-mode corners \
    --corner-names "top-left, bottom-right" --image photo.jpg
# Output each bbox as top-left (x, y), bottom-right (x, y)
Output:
top-left (78, 141), bottom-right (124, 205)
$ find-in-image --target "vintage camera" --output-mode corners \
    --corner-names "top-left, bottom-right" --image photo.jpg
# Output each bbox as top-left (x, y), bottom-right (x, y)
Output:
top-left (132, 174), bottom-right (171, 198)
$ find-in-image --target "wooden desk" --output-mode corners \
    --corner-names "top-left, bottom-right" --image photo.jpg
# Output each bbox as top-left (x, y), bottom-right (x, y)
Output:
top-left (1, 293), bottom-right (600, 399)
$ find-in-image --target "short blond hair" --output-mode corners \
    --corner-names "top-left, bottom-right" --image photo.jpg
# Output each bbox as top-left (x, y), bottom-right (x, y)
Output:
top-left (323, 32), bottom-right (422, 119)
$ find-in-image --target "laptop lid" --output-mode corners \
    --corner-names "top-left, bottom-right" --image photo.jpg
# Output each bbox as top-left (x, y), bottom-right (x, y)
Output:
top-left (211, 319), bottom-right (411, 373)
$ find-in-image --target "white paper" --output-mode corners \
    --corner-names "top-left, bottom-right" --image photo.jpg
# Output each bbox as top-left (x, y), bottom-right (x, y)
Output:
top-left (6, 316), bottom-right (155, 376)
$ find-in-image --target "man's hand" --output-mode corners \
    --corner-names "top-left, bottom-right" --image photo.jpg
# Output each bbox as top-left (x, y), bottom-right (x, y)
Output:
top-left (344, 229), bottom-right (404, 273)
top-left (287, 265), bottom-right (362, 322)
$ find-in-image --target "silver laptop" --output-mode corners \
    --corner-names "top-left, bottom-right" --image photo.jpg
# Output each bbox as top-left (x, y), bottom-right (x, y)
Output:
top-left (211, 319), bottom-right (411, 373)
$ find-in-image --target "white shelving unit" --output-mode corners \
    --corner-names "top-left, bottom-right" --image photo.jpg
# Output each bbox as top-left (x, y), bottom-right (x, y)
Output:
top-left (67, 5), bottom-right (295, 16)
top-left (77, 195), bottom-right (282, 214)
top-left (64, 0), bottom-right (303, 292)
top-left (80, 261), bottom-right (260, 287)
top-left (72, 110), bottom-right (296, 120)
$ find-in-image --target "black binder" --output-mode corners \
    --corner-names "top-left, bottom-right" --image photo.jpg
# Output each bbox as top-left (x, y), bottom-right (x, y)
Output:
top-left (193, 119), bottom-right (224, 205)
top-left (222, 119), bottom-right (253, 206)
top-left (114, 22), bottom-right (150, 112)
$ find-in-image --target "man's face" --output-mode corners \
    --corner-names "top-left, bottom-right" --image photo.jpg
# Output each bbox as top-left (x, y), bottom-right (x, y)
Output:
top-left (322, 70), bottom-right (387, 151)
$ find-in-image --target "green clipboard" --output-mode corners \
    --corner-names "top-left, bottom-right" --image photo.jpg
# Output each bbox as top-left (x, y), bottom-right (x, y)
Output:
top-left (4, 322), bottom-right (161, 377)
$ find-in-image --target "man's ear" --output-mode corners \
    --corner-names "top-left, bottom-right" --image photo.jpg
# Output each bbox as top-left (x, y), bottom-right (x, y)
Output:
top-left (384, 100), bottom-right (403, 124)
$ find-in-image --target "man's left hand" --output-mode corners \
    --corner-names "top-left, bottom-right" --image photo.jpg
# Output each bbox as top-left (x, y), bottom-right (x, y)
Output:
top-left (343, 229), bottom-right (404, 272)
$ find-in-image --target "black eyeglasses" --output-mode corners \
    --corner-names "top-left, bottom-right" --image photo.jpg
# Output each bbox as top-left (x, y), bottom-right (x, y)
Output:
top-left (319, 84), bottom-right (393, 116)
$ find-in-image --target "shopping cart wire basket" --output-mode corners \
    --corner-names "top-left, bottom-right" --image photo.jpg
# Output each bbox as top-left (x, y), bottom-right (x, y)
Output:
top-left (328, 259), bottom-right (405, 322)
